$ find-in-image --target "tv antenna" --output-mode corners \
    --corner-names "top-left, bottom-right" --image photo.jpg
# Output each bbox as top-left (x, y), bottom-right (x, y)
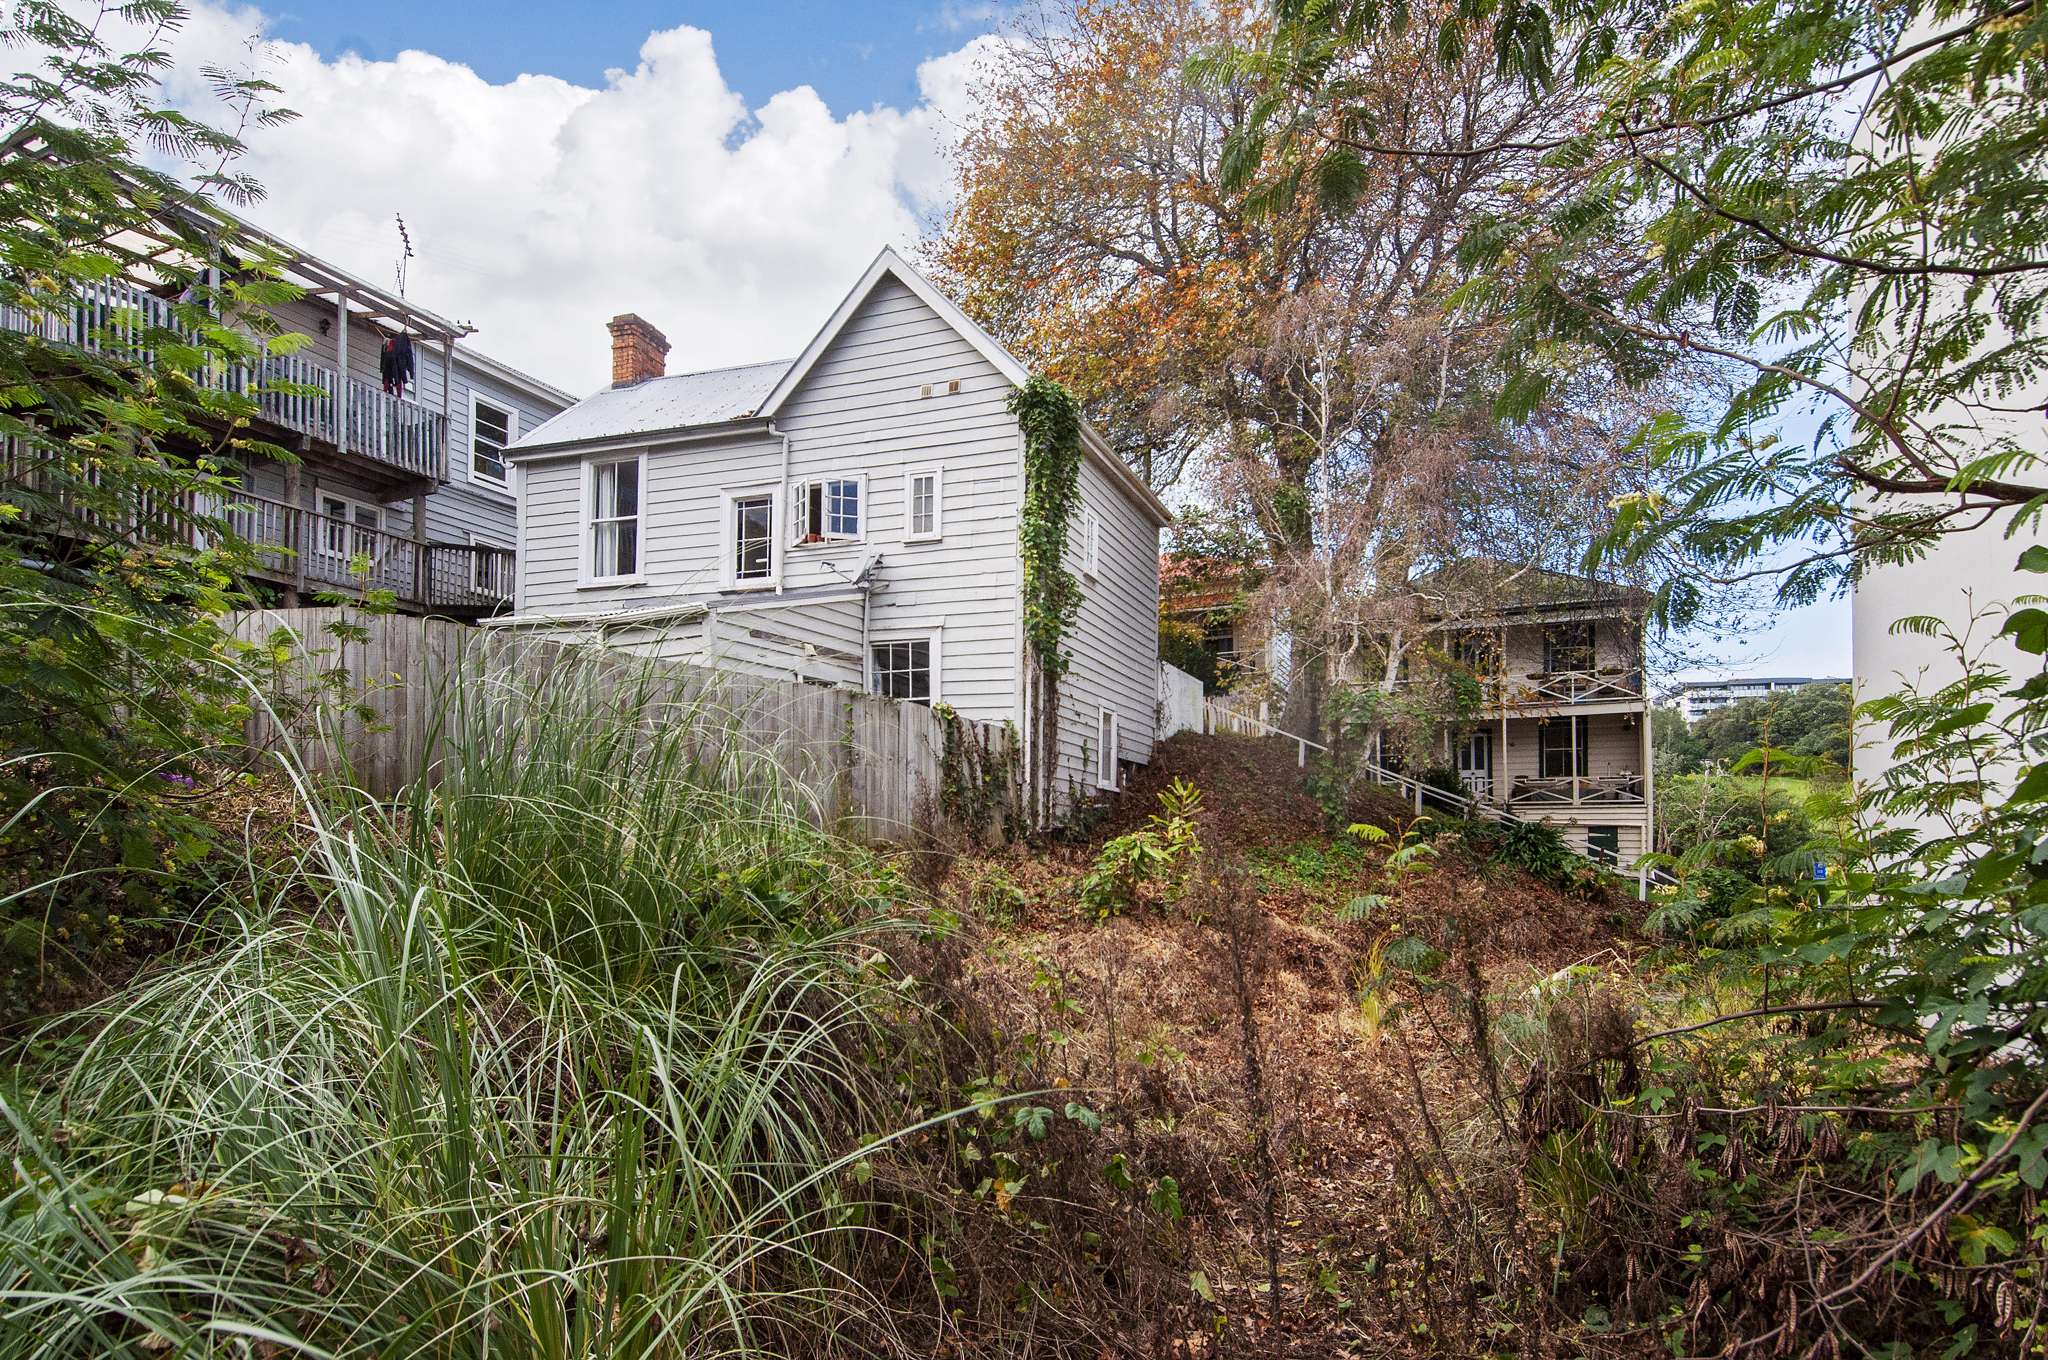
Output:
top-left (393, 213), bottom-right (415, 298)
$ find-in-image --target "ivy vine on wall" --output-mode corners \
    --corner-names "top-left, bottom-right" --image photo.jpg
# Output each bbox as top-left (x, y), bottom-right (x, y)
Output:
top-left (1010, 376), bottom-right (1085, 826)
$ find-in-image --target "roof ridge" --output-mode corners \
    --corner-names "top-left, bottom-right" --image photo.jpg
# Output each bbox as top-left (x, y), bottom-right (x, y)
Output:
top-left (658, 356), bottom-right (796, 382)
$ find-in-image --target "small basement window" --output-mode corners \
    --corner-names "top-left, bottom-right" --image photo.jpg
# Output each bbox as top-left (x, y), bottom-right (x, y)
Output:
top-left (793, 476), bottom-right (863, 543)
top-left (870, 636), bottom-right (935, 705)
top-left (1096, 706), bottom-right (1119, 789)
top-left (472, 397), bottom-right (514, 484)
top-left (1586, 824), bottom-right (1621, 865)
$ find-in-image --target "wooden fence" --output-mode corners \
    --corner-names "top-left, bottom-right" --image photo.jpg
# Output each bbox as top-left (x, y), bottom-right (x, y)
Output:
top-left (224, 609), bottom-right (1020, 845)
top-left (1157, 660), bottom-right (1205, 738)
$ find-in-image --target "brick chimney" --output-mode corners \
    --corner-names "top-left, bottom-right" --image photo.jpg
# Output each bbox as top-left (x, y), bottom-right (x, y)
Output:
top-left (606, 313), bottom-right (670, 387)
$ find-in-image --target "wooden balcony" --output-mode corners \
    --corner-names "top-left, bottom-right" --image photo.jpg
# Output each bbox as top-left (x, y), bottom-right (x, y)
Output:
top-left (1506, 773), bottom-right (1646, 807)
top-left (1, 446), bottom-right (509, 616)
top-left (1503, 669), bottom-right (1644, 706)
top-left (225, 492), bottom-right (511, 615)
top-left (1, 280), bottom-right (446, 483)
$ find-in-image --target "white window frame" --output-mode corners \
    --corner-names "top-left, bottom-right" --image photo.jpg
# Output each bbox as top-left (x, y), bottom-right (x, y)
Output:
top-left (316, 490), bottom-right (383, 532)
top-left (790, 473), bottom-right (866, 546)
top-left (581, 452), bottom-right (646, 587)
top-left (311, 491), bottom-right (387, 577)
top-left (315, 490), bottom-right (383, 549)
top-left (1081, 508), bottom-right (1101, 580)
top-left (868, 630), bottom-right (942, 706)
top-left (1096, 706), bottom-right (1120, 789)
top-left (468, 392), bottom-right (517, 488)
top-left (722, 484), bottom-right (781, 590)
top-left (904, 465), bottom-right (943, 542)
top-left (467, 531), bottom-right (511, 593)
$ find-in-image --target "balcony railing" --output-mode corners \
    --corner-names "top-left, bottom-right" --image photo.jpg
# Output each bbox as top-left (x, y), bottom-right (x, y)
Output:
top-left (224, 492), bottom-right (511, 613)
top-left (0, 446), bottom-right (507, 613)
top-left (1504, 669), bottom-right (1644, 706)
top-left (1394, 665), bottom-right (1646, 709)
top-left (2, 279), bottom-right (446, 481)
top-left (1507, 773), bottom-right (1645, 807)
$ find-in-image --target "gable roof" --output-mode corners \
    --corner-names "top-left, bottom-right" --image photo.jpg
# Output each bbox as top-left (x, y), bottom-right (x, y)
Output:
top-left (756, 247), bottom-right (1031, 412)
top-left (505, 246), bottom-right (1173, 527)
top-left (1410, 559), bottom-right (1651, 619)
top-left (508, 359), bottom-right (789, 454)
top-left (762, 248), bottom-right (1170, 527)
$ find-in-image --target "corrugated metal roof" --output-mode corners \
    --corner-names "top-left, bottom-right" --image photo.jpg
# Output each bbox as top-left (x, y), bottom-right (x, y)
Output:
top-left (509, 358), bottom-right (793, 453)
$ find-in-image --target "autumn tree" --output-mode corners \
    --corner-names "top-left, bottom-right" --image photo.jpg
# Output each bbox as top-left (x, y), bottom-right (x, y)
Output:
top-left (1216, 4), bottom-right (2048, 1350)
top-left (933, 0), bottom-right (1676, 737)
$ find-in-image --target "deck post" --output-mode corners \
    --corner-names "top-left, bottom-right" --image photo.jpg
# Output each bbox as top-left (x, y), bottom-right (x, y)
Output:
top-left (412, 493), bottom-right (428, 609)
top-left (282, 461), bottom-right (304, 605)
top-left (1570, 714), bottom-right (1581, 804)
top-left (440, 336), bottom-right (453, 481)
top-left (334, 297), bottom-right (350, 452)
top-left (1499, 712), bottom-right (1510, 808)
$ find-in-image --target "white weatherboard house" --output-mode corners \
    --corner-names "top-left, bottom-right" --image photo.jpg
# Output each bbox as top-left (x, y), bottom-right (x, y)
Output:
top-left (495, 248), bottom-right (1174, 815)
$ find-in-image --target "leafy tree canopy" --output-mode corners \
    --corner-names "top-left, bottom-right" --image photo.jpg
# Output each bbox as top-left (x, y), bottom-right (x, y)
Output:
top-left (1225, 0), bottom-right (2048, 624)
top-left (1688, 681), bottom-right (1852, 771)
top-left (0, 1), bottom-right (298, 1010)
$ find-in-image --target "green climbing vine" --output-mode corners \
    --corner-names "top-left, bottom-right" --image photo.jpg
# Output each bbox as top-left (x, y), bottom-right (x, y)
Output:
top-left (1010, 376), bottom-right (1085, 826)
top-left (934, 703), bottom-right (1022, 843)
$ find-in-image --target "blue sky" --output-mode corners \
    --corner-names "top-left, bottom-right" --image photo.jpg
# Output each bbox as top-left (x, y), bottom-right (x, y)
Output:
top-left (173, 0), bottom-right (1851, 681)
top-left (255, 0), bottom-right (999, 116)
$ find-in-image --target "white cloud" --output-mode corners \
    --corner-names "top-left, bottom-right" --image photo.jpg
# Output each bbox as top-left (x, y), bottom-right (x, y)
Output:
top-left (132, 5), bottom-right (1001, 391)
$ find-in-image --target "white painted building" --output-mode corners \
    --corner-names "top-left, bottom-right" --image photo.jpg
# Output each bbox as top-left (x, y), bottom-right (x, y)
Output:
top-left (1847, 24), bottom-right (2044, 816)
top-left (496, 247), bottom-right (1173, 817)
top-left (1346, 565), bottom-right (1657, 864)
top-left (0, 198), bottom-right (574, 617)
top-left (1667, 676), bottom-right (1849, 725)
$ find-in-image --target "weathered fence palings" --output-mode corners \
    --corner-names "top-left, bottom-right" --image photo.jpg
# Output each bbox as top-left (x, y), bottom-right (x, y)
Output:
top-left (223, 608), bottom-right (1019, 846)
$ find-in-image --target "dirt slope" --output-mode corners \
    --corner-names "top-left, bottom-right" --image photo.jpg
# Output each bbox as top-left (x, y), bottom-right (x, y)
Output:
top-left (933, 734), bottom-right (1644, 1358)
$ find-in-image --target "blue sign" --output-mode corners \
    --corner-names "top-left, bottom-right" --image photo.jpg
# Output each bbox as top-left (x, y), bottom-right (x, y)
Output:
top-left (1812, 861), bottom-right (1828, 882)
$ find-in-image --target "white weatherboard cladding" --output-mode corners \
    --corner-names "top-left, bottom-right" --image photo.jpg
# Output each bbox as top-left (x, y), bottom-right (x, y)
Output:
top-left (776, 277), bottom-right (1025, 727)
top-left (520, 433), bottom-right (787, 602)
top-left (1050, 450), bottom-right (1162, 800)
top-left (510, 266), bottom-right (1168, 814)
top-left (514, 277), bottom-right (1031, 728)
top-left (426, 359), bottom-right (571, 548)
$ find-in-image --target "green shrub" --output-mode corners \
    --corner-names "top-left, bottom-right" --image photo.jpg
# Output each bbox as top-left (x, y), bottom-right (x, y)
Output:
top-left (1490, 820), bottom-right (1578, 886)
top-left (1077, 778), bottom-right (1202, 918)
top-left (967, 863), bottom-right (1029, 925)
top-left (1657, 774), bottom-right (1813, 882)
top-left (0, 645), bottom-right (923, 1358)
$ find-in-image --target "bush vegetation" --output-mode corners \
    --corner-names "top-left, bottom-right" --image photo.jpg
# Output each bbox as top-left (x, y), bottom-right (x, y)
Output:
top-left (3, 650), bottom-right (933, 1358)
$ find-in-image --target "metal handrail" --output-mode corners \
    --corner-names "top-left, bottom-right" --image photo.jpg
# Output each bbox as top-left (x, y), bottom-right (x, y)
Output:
top-left (1201, 697), bottom-right (1328, 767)
top-left (1354, 758), bottom-right (1677, 896)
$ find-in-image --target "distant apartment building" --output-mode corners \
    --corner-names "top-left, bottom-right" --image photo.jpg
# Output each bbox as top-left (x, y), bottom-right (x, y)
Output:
top-left (1667, 676), bottom-right (1849, 724)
